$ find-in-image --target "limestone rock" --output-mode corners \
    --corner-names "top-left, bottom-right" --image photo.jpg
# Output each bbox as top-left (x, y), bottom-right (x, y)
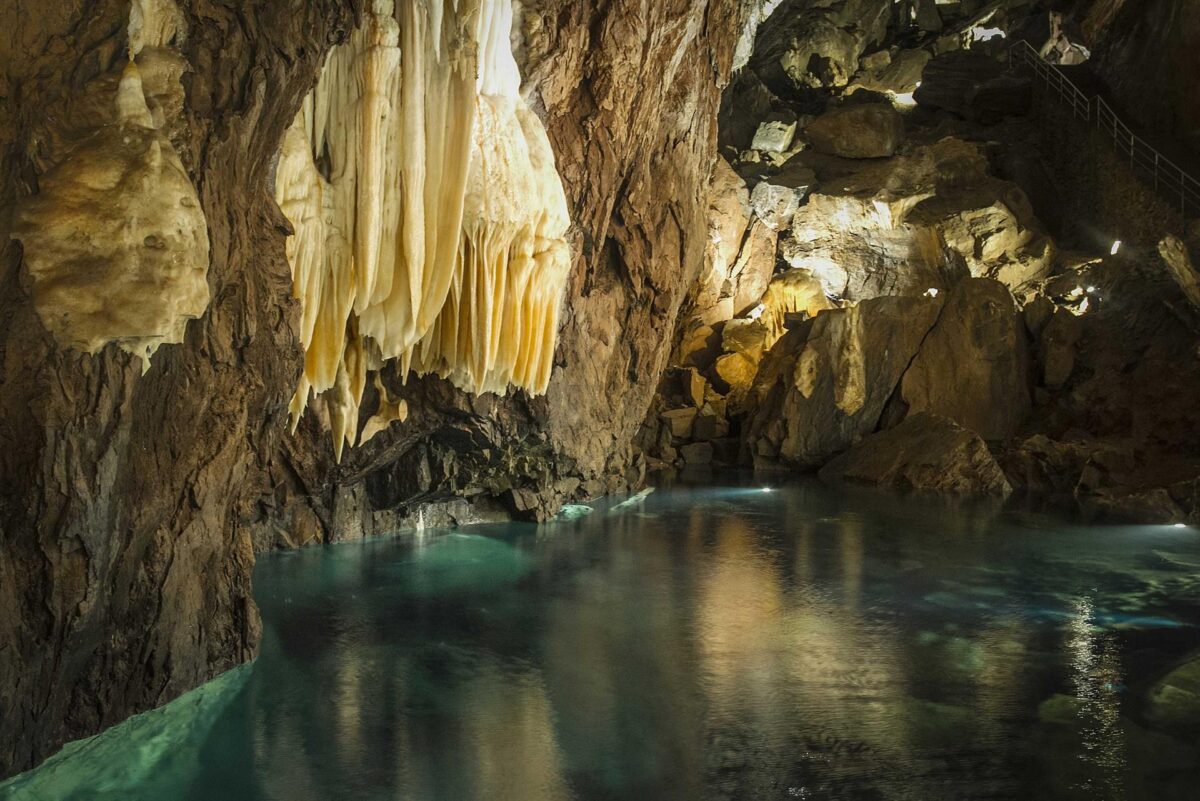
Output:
top-left (750, 181), bottom-right (803, 231)
top-left (914, 0), bottom-right (943, 32)
top-left (914, 50), bottom-right (1004, 117)
top-left (1158, 235), bottom-right (1200, 308)
top-left (783, 138), bottom-right (1054, 299)
top-left (661, 407), bottom-right (699, 439)
top-left (729, 219), bottom-right (780, 315)
top-left (745, 295), bottom-right (944, 468)
top-left (751, 117), bottom-right (797, 153)
top-left (759, 268), bottom-right (834, 339)
top-left (684, 369), bottom-right (708, 408)
top-left (852, 48), bottom-right (931, 94)
top-left (680, 441), bottom-right (714, 465)
top-left (693, 407), bottom-right (730, 441)
top-left (966, 75), bottom-right (1032, 125)
top-left (1152, 652), bottom-right (1200, 733)
top-left (900, 278), bottom-right (1032, 440)
top-left (749, 0), bottom-right (892, 95)
top-left (1040, 309), bottom-right (1083, 389)
top-left (819, 413), bottom-right (1013, 496)
top-left (722, 318), bottom-right (770, 359)
top-left (1023, 294), bottom-right (1056, 339)
top-left (715, 351), bottom-right (761, 408)
top-left (804, 103), bottom-right (905, 159)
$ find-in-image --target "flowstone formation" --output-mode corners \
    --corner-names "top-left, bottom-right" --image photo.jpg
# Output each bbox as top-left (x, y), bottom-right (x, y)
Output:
top-left (275, 0), bottom-right (571, 460)
top-left (10, 0), bottom-right (208, 367)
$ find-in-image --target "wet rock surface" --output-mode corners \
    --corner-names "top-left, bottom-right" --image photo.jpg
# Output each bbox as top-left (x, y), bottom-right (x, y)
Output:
top-left (819, 413), bottom-right (1013, 496)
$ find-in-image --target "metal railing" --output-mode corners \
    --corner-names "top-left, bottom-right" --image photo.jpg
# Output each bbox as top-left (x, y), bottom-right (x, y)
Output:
top-left (1009, 39), bottom-right (1200, 219)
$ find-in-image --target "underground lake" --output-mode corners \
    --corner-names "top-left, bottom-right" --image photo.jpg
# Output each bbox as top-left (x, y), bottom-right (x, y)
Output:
top-left (3, 478), bottom-right (1199, 801)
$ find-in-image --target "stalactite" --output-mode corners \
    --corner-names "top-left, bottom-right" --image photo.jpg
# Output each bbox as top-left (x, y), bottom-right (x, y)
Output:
top-left (10, 0), bottom-right (208, 369)
top-left (274, 0), bottom-right (572, 460)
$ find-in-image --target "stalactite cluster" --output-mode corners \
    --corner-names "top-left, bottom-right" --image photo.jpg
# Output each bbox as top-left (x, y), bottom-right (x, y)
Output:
top-left (10, 0), bottom-right (208, 368)
top-left (275, 0), bottom-right (571, 460)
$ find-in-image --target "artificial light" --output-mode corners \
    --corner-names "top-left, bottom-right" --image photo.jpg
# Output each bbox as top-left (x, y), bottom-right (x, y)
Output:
top-left (1111, 240), bottom-right (1122, 255)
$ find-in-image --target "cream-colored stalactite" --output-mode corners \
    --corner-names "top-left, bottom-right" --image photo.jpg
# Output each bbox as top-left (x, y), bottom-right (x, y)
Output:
top-left (11, 1), bottom-right (208, 369)
top-left (275, 0), bottom-right (572, 460)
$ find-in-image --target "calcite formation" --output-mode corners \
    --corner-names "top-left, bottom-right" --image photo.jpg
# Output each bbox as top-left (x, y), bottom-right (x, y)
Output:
top-left (11, 0), bottom-right (208, 368)
top-left (275, 0), bottom-right (571, 460)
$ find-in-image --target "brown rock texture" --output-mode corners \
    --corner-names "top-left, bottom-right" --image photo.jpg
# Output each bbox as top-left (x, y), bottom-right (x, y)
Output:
top-left (819, 413), bottom-right (1013, 496)
top-left (745, 294), bottom-right (943, 468)
top-left (899, 278), bottom-right (1032, 440)
top-left (0, 0), bottom-right (745, 778)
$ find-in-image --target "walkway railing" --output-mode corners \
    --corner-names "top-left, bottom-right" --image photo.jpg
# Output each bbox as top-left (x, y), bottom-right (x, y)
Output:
top-left (1009, 39), bottom-right (1200, 219)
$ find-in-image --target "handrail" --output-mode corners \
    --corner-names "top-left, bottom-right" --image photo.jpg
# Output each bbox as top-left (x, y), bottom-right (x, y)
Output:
top-left (1009, 39), bottom-right (1200, 219)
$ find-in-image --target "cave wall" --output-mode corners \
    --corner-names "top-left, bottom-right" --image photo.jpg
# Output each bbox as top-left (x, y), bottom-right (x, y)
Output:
top-left (0, 0), bottom-right (744, 778)
top-left (259, 0), bottom-right (747, 539)
top-left (1080, 0), bottom-right (1200, 156)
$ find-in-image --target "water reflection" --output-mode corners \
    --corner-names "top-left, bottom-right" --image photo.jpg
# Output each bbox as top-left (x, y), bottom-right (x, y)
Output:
top-left (4, 479), bottom-right (1200, 801)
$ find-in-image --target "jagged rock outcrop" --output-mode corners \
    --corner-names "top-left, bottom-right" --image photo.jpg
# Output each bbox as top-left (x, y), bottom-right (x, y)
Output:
top-left (819, 413), bottom-right (1013, 496)
top-left (745, 294), bottom-right (942, 467)
top-left (0, 0), bottom-right (746, 778)
top-left (804, 102), bottom-right (904, 159)
top-left (782, 138), bottom-right (1055, 299)
top-left (899, 278), bottom-right (1031, 440)
top-left (749, 0), bottom-right (892, 96)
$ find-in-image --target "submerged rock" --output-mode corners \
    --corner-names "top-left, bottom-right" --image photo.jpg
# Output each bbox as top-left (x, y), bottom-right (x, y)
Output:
top-left (819, 413), bottom-right (1013, 496)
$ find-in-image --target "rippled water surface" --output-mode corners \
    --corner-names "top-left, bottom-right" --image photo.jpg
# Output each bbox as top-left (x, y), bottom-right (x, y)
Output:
top-left (6, 478), bottom-right (1200, 801)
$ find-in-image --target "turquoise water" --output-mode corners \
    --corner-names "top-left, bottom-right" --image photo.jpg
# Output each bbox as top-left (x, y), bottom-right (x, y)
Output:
top-left (5, 478), bottom-right (1200, 801)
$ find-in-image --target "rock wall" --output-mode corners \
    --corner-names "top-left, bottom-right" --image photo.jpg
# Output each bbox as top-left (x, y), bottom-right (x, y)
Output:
top-left (1080, 0), bottom-right (1200, 156)
top-left (0, 0), bottom-right (745, 778)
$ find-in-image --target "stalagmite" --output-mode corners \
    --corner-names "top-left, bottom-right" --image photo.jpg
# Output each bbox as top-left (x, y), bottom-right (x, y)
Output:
top-left (11, 0), bottom-right (208, 368)
top-left (275, 0), bottom-right (572, 459)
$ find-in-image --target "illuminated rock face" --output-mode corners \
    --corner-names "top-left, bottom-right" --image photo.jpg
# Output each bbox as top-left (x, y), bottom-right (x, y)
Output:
top-left (11, 1), bottom-right (208, 367)
top-left (275, 0), bottom-right (572, 460)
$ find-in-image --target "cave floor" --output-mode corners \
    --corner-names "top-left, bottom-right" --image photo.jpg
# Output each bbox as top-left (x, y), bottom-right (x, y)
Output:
top-left (5, 477), bottom-right (1200, 801)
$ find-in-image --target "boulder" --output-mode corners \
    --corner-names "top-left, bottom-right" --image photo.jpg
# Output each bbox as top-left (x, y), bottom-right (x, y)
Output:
top-left (728, 219), bottom-right (779, 315)
top-left (1147, 652), bottom-right (1200, 734)
top-left (1039, 309), bottom-right (1082, 389)
top-left (819, 413), bottom-right (1013, 496)
top-left (680, 441), bottom-right (714, 465)
top-left (661, 407), bottom-right (698, 439)
top-left (1022, 294), bottom-right (1056, 339)
top-left (966, 75), bottom-right (1032, 124)
top-left (719, 69), bottom-right (780, 151)
top-left (914, 50), bottom-right (1004, 117)
top-left (782, 138), bottom-right (1054, 299)
top-left (749, 0), bottom-right (892, 95)
top-left (715, 351), bottom-right (761, 409)
top-left (750, 181), bottom-right (803, 231)
top-left (900, 278), bottom-right (1032, 440)
top-left (1159, 235), bottom-right (1200, 308)
top-left (684, 368), bottom-right (708, 407)
top-left (852, 48), bottom-right (931, 94)
top-left (693, 407), bottom-right (730, 441)
top-left (722, 318), bottom-right (770, 358)
top-left (805, 103), bottom-right (905, 159)
top-left (751, 116), bottom-right (798, 153)
top-left (744, 295), bottom-right (944, 468)
top-left (675, 321), bottom-right (722, 369)
top-left (759, 268), bottom-right (834, 340)
top-left (914, 0), bottom-right (943, 32)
